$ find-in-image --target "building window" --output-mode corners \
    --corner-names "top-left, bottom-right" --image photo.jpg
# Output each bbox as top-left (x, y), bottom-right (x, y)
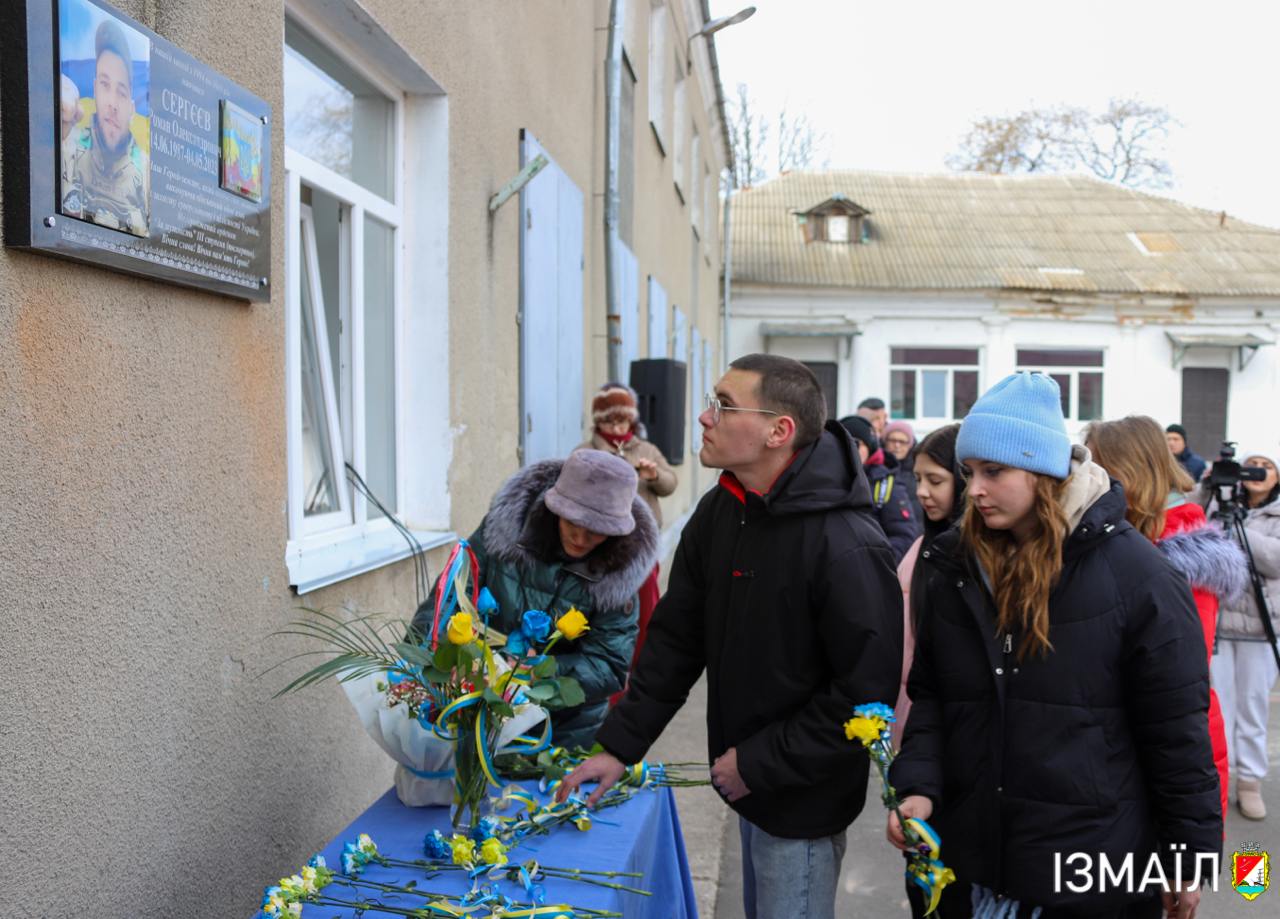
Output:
top-left (1016, 349), bottom-right (1104, 421)
top-left (647, 2), bottom-right (668, 153)
top-left (284, 18), bottom-right (404, 537)
top-left (890, 348), bottom-right (980, 421)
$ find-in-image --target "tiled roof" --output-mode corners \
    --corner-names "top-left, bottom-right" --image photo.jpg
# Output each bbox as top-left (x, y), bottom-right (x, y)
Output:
top-left (729, 171), bottom-right (1280, 297)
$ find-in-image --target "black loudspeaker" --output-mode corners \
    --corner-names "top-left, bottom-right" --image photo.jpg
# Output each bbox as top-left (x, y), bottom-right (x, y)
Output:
top-left (630, 358), bottom-right (687, 466)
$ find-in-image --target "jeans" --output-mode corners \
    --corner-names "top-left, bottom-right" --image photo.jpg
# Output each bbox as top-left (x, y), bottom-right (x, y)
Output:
top-left (739, 816), bottom-right (847, 919)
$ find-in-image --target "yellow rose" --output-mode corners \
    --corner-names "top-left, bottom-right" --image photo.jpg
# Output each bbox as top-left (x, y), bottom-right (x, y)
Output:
top-left (447, 612), bottom-right (475, 645)
top-left (555, 608), bottom-right (590, 640)
top-left (843, 715), bottom-right (885, 746)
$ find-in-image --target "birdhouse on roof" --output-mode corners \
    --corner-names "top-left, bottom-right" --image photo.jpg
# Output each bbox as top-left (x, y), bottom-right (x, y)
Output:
top-left (796, 194), bottom-right (872, 244)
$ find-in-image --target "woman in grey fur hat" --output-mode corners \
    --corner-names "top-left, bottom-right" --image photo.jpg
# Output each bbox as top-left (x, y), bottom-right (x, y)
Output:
top-left (411, 449), bottom-right (658, 747)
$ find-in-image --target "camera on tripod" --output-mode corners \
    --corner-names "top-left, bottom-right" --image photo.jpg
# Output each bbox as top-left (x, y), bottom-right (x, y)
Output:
top-left (1207, 441), bottom-right (1268, 493)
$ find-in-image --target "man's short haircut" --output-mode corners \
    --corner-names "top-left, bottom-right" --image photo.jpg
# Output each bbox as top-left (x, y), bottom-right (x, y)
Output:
top-left (728, 353), bottom-right (826, 448)
top-left (95, 20), bottom-right (134, 90)
top-left (857, 396), bottom-right (886, 411)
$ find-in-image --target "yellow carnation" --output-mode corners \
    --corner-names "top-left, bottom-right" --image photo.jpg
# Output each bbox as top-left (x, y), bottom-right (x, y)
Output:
top-left (843, 715), bottom-right (885, 746)
top-left (450, 834), bottom-right (476, 866)
top-left (479, 837), bottom-right (508, 866)
top-left (447, 612), bottom-right (475, 645)
top-left (555, 608), bottom-right (590, 640)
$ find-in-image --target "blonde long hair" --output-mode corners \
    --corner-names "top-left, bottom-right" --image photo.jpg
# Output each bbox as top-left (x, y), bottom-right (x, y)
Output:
top-left (961, 474), bottom-right (1069, 660)
top-left (1085, 415), bottom-right (1194, 540)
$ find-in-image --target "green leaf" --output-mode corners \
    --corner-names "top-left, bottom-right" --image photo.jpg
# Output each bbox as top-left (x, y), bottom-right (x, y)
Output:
top-left (522, 682), bottom-right (557, 702)
top-left (489, 701), bottom-right (515, 719)
top-left (532, 657), bottom-right (558, 679)
top-left (421, 667), bottom-right (452, 684)
top-left (557, 677), bottom-right (585, 708)
top-left (433, 643), bottom-right (458, 671)
top-left (392, 641), bottom-right (434, 669)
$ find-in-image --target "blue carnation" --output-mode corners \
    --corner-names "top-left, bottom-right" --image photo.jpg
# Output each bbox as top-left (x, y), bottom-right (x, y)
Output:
top-left (423, 830), bottom-right (451, 860)
top-left (470, 816), bottom-right (501, 842)
top-left (854, 702), bottom-right (897, 722)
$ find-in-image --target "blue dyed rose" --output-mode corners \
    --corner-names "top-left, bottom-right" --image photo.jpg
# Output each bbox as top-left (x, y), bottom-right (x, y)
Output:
top-left (520, 610), bottom-right (552, 643)
top-left (477, 587), bottom-right (499, 616)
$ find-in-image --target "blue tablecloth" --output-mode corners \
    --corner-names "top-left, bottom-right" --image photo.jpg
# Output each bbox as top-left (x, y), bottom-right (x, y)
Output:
top-left (261, 782), bottom-right (698, 919)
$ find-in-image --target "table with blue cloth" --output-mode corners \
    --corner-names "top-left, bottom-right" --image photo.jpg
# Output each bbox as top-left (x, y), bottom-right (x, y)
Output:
top-left (259, 781), bottom-right (698, 919)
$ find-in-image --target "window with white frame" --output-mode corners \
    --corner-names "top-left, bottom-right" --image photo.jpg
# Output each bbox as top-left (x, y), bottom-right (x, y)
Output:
top-left (285, 16), bottom-right (400, 542)
top-left (1016, 348), bottom-right (1104, 421)
top-left (890, 348), bottom-right (980, 421)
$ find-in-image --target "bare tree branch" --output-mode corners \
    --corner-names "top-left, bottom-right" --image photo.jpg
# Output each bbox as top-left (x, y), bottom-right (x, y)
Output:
top-left (948, 97), bottom-right (1174, 189)
top-left (727, 84), bottom-right (823, 188)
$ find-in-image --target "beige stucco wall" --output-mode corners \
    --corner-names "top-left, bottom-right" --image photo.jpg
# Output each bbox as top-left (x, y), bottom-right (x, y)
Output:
top-left (1, 1), bottom-right (725, 915)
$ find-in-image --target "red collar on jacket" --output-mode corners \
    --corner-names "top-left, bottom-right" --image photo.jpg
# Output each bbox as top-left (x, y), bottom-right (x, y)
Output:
top-left (718, 451), bottom-right (802, 505)
top-left (596, 429), bottom-right (635, 448)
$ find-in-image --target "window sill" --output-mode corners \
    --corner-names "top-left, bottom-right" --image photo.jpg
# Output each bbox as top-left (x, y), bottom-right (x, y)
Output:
top-left (287, 525), bottom-right (457, 595)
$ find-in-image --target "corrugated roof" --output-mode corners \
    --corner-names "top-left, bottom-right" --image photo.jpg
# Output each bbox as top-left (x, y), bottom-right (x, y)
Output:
top-left (729, 171), bottom-right (1280, 297)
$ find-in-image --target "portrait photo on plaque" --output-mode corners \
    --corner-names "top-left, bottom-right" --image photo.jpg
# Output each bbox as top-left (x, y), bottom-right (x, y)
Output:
top-left (220, 99), bottom-right (264, 202)
top-left (58, 0), bottom-right (152, 238)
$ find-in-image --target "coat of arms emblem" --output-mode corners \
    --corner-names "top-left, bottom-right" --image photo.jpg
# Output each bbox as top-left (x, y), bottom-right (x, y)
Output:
top-left (1232, 844), bottom-right (1270, 901)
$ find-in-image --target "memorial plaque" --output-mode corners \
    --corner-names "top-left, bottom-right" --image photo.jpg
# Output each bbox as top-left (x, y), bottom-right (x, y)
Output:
top-left (3, 0), bottom-right (272, 301)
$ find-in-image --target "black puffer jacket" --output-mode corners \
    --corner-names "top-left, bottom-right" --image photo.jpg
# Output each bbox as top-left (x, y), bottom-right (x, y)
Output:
top-left (891, 481), bottom-right (1222, 912)
top-left (866, 461), bottom-right (922, 562)
top-left (596, 421), bottom-right (903, 838)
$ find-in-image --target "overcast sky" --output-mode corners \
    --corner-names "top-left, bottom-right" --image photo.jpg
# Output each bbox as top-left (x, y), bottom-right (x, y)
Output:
top-left (708, 0), bottom-right (1280, 228)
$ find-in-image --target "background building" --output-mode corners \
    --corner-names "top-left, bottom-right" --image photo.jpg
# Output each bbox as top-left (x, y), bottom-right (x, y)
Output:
top-left (728, 170), bottom-right (1280, 456)
top-left (1, 0), bottom-right (730, 914)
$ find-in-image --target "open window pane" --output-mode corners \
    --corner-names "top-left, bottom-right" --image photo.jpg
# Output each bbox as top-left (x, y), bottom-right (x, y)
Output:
top-left (1078, 372), bottom-right (1103, 421)
top-left (285, 20), bottom-right (395, 201)
top-left (922, 369), bottom-right (947, 416)
top-left (364, 216), bottom-right (397, 516)
top-left (300, 244), bottom-right (340, 517)
top-left (891, 369), bottom-right (916, 419)
top-left (953, 370), bottom-right (979, 418)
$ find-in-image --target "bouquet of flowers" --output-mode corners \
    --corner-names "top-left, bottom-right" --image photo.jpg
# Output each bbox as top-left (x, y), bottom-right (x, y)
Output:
top-left (844, 702), bottom-right (955, 916)
top-left (275, 540), bottom-right (586, 829)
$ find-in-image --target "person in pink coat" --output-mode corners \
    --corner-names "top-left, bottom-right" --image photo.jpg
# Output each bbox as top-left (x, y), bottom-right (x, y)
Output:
top-left (893, 423), bottom-right (965, 747)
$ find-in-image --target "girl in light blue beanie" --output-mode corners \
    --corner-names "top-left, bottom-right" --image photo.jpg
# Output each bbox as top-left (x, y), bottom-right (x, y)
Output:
top-left (888, 371), bottom-right (1220, 919)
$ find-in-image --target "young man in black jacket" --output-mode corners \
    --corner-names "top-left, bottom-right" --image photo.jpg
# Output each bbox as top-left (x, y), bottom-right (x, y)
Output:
top-left (557, 354), bottom-right (903, 919)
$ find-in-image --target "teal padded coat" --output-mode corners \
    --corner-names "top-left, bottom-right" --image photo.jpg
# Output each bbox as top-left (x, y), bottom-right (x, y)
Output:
top-left (413, 459), bottom-right (659, 748)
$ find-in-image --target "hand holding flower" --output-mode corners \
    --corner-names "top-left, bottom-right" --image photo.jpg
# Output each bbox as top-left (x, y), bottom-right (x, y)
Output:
top-left (886, 794), bottom-right (933, 850)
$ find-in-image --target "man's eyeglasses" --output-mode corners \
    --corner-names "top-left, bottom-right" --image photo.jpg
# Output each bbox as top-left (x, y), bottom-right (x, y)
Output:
top-left (704, 393), bottom-right (780, 426)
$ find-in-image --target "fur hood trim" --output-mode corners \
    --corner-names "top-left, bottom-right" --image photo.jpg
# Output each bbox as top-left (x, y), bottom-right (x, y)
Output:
top-left (482, 460), bottom-right (659, 611)
top-left (1158, 522), bottom-right (1248, 604)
